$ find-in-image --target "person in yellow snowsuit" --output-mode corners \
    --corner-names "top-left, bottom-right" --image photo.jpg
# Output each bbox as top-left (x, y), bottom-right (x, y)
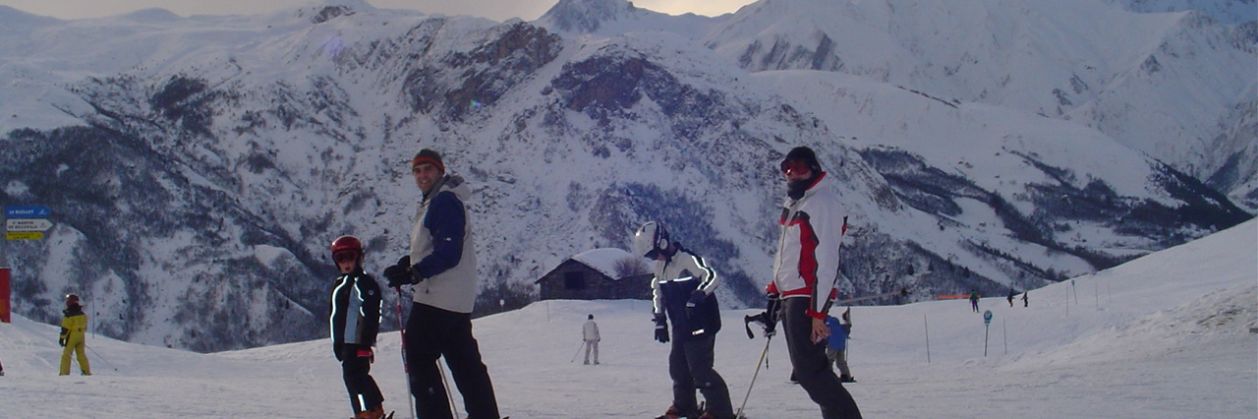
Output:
top-left (58, 294), bottom-right (90, 376)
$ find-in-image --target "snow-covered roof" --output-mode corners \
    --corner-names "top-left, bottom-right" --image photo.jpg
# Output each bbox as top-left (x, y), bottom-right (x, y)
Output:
top-left (570, 247), bottom-right (636, 280)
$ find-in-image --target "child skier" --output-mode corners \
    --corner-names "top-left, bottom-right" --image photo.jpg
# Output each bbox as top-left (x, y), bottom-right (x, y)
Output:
top-left (329, 235), bottom-right (388, 419)
top-left (58, 293), bottom-right (91, 376)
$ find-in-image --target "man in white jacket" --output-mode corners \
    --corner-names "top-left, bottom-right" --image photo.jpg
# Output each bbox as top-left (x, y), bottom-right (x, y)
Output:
top-left (383, 148), bottom-right (500, 419)
top-left (758, 146), bottom-right (861, 419)
top-left (582, 314), bottom-right (600, 365)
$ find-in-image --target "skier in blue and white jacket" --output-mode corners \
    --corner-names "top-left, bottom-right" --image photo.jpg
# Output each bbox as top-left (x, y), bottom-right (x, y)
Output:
top-left (383, 148), bottom-right (500, 419)
top-left (636, 221), bottom-right (734, 419)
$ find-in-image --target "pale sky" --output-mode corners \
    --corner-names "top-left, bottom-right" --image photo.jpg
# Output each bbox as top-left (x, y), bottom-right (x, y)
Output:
top-left (0, 0), bottom-right (758, 21)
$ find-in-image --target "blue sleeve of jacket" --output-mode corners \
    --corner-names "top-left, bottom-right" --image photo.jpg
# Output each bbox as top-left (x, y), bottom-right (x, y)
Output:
top-left (414, 191), bottom-right (466, 279)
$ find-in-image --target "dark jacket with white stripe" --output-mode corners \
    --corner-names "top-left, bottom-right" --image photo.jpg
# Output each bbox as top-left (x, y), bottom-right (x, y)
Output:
top-left (330, 268), bottom-right (382, 346)
top-left (651, 246), bottom-right (722, 342)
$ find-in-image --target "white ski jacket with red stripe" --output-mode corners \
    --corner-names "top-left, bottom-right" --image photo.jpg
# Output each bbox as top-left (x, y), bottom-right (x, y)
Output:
top-left (767, 172), bottom-right (844, 320)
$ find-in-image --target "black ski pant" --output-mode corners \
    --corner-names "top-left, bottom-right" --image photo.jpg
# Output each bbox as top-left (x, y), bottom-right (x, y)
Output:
top-left (781, 298), bottom-right (862, 419)
top-left (341, 344), bottom-right (384, 415)
top-left (669, 333), bottom-right (734, 419)
top-left (405, 302), bottom-right (500, 419)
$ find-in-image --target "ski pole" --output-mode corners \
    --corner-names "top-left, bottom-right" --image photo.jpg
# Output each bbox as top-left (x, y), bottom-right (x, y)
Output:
top-left (569, 339), bottom-right (585, 363)
top-left (393, 288), bottom-right (416, 419)
top-left (438, 360), bottom-right (460, 419)
top-left (396, 288), bottom-right (458, 419)
top-left (84, 343), bottom-right (117, 372)
top-left (735, 335), bottom-right (773, 418)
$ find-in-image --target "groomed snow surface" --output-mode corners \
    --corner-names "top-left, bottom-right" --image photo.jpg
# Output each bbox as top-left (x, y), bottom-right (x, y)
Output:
top-left (1, 219), bottom-right (1255, 418)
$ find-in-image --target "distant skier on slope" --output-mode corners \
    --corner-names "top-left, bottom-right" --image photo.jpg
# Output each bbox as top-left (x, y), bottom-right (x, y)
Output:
top-left (826, 308), bottom-right (855, 383)
top-left (58, 293), bottom-right (91, 376)
top-left (969, 289), bottom-right (980, 312)
top-left (582, 314), bottom-right (600, 365)
top-left (1007, 289), bottom-right (1017, 307)
top-left (328, 235), bottom-right (388, 419)
top-left (635, 221), bottom-right (735, 419)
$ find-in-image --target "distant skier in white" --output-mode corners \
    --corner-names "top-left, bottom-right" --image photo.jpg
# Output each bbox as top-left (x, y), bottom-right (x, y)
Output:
top-left (582, 314), bottom-right (600, 365)
top-left (636, 221), bottom-right (735, 419)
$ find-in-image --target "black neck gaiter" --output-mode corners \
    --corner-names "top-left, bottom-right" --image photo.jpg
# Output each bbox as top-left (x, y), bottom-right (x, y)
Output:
top-left (788, 176), bottom-right (816, 200)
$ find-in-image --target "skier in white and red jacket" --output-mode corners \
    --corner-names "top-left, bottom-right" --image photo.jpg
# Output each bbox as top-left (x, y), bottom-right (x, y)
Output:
top-left (757, 146), bottom-right (861, 419)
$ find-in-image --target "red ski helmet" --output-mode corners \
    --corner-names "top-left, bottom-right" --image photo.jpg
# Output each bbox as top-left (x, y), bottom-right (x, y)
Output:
top-left (65, 293), bottom-right (80, 305)
top-left (330, 235), bottom-right (364, 262)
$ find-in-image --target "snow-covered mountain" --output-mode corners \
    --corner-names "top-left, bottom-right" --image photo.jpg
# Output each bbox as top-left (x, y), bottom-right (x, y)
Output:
top-left (1, 218), bottom-right (1253, 418)
top-left (537, 0), bottom-right (716, 37)
top-left (1106, 0), bottom-right (1258, 24)
top-left (535, 0), bottom-right (1258, 210)
top-left (702, 0), bottom-right (1258, 210)
top-left (0, 0), bottom-right (1251, 351)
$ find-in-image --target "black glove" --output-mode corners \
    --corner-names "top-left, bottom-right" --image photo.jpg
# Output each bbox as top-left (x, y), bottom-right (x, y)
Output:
top-left (383, 255), bottom-right (412, 288)
top-left (409, 263), bottom-right (426, 285)
top-left (333, 343), bottom-right (344, 362)
top-left (686, 290), bottom-right (706, 308)
top-left (59, 337), bottom-right (67, 347)
top-left (653, 316), bottom-right (669, 343)
top-left (762, 294), bottom-right (781, 337)
top-left (383, 266), bottom-right (409, 288)
top-left (684, 290), bottom-right (705, 320)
